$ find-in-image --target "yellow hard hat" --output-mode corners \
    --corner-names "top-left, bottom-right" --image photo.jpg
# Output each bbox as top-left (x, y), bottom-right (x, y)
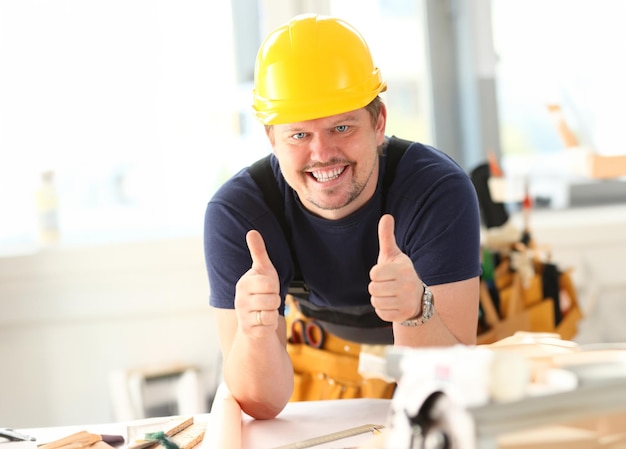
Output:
top-left (252, 14), bottom-right (387, 125)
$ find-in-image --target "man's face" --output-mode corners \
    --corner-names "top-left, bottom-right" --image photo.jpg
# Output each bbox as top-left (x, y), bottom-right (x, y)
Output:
top-left (267, 105), bottom-right (386, 220)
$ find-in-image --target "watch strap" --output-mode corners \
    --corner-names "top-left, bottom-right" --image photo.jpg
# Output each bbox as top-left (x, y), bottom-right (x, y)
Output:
top-left (400, 283), bottom-right (434, 327)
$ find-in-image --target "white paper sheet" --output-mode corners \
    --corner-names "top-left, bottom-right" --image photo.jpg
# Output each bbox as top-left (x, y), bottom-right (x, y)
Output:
top-left (240, 399), bottom-right (390, 449)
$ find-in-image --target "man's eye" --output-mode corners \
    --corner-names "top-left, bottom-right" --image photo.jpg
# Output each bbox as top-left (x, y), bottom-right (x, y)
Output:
top-left (292, 132), bottom-right (306, 140)
top-left (335, 125), bottom-right (349, 132)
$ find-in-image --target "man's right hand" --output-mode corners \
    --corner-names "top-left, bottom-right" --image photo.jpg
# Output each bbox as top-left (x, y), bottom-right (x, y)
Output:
top-left (220, 229), bottom-right (292, 419)
top-left (234, 229), bottom-right (281, 338)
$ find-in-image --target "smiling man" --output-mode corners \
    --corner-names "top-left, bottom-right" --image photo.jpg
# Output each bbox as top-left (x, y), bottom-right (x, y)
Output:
top-left (268, 108), bottom-right (381, 218)
top-left (203, 14), bottom-right (482, 419)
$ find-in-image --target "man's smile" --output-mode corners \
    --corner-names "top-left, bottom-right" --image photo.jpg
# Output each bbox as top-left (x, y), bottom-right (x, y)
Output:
top-left (309, 165), bottom-right (348, 182)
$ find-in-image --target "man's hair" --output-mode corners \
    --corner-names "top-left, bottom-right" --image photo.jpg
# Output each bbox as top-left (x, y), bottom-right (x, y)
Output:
top-left (364, 96), bottom-right (383, 127)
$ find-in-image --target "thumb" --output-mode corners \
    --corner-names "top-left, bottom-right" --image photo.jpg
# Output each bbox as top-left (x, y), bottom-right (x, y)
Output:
top-left (246, 230), bottom-right (274, 272)
top-left (377, 214), bottom-right (401, 263)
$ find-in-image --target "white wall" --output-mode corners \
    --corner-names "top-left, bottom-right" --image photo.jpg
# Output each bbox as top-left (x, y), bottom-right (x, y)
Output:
top-left (0, 236), bottom-right (221, 428)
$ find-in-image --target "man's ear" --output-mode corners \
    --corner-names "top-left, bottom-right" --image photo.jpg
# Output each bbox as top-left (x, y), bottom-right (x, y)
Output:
top-left (376, 103), bottom-right (387, 145)
top-left (265, 125), bottom-right (275, 146)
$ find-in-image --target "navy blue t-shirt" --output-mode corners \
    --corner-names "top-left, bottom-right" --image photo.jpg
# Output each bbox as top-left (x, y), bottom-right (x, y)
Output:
top-left (204, 140), bottom-right (481, 341)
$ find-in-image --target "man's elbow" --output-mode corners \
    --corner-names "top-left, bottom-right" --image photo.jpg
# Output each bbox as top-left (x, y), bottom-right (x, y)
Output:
top-left (240, 399), bottom-right (286, 420)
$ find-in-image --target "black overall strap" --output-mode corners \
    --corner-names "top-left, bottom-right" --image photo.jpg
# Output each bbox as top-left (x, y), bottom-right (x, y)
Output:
top-left (382, 136), bottom-right (413, 205)
top-left (249, 136), bottom-right (412, 320)
top-left (249, 155), bottom-right (308, 295)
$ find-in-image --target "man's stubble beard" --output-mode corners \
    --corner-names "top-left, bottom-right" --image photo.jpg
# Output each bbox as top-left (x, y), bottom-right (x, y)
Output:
top-left (304, 160), bottom-right (376, 211)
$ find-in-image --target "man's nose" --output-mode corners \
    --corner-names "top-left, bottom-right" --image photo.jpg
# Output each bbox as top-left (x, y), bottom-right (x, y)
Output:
top-left (308, 133), bottom-right (337, 162)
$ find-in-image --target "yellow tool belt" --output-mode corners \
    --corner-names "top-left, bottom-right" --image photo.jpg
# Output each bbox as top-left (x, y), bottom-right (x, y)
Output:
top-left (285, 295), bottom-right (396, 402)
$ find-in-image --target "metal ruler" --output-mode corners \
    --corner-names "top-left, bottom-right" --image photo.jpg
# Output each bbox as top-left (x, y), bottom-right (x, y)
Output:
top-left (270, 424), bottom-right (384, 449)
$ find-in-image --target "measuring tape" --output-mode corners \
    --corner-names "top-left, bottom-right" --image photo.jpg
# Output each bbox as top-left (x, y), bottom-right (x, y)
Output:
top-left (270, 424), bottom-right (384, 449)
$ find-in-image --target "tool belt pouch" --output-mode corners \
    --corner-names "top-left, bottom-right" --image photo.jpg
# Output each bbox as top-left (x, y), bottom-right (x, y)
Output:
top-left (477, 247), bottom-right (584, 345)
top-left (285, 294), bottom-right (395, 402)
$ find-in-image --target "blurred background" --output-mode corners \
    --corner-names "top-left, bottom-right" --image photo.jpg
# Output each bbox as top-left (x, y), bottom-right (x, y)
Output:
top-left (1, 0), bottom-right (625, 428)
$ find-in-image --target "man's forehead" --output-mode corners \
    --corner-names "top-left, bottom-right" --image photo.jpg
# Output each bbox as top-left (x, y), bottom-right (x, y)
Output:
top-left (278, 109), bottom-right (365, 131)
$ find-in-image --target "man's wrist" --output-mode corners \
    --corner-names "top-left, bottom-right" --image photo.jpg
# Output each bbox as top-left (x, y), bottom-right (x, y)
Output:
top-left (400, 283), bottom-right (434, 326)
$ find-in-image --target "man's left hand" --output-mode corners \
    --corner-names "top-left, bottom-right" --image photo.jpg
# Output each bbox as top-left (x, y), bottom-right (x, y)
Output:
top-left (369, 214), bottom-right (423, 323)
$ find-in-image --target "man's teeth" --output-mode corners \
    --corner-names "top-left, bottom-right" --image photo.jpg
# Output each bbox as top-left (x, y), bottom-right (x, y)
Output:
top-left (311, 167), bottom-right (345, 182)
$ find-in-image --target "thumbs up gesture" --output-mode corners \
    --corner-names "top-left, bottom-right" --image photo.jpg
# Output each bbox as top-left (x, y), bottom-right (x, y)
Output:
top-left (369, 214), bottom-right (423, 323)
top-left (235, 230), bottom-right (281, 337)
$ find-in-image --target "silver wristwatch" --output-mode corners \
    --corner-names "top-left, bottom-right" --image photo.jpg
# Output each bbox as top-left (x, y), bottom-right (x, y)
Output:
top-left (400, 283), bottom-right (434, 326)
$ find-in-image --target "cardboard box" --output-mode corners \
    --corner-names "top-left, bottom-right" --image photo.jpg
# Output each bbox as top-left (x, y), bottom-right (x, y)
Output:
top-left (497, 412), bottom-right (626, 449)
top-left (568, 148), bottom-right (626, 179)
top-left (569, 411), bottom-right (626, 438)
top-left (498, 425), bottom-right (601, 449)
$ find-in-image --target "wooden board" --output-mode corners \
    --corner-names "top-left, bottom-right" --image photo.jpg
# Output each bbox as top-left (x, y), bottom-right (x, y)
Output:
top-left (129, 417), bottom-right (205, 449)
top-left (169, 422), bottom-right (207, 449)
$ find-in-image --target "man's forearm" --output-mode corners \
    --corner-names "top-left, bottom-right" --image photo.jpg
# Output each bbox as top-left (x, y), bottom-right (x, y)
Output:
top-left (223, 330), bottom-right (294, 419)
top-left (392, 311), bottom-right (460, 347)
top-left (392, 279), bottom-right (480, 347)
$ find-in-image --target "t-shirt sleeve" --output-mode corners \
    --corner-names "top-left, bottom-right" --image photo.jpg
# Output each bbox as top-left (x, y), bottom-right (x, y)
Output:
top-left (203, 172), bottom-right (293, 314)
top-left (204, 198), bottom-right (253, 309)
top-left (392, 146), bottom-right (482, 286)
top-left (410, 171), bottom-right (482, 285)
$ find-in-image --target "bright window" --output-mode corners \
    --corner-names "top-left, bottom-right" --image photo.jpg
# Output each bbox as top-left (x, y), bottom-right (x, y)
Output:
top-left (492, 0), bottom-right (626, 206)
top-left (0, 0), bottom-right (262, 254)
top-left (0, 0), bottom-right (431, 255)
